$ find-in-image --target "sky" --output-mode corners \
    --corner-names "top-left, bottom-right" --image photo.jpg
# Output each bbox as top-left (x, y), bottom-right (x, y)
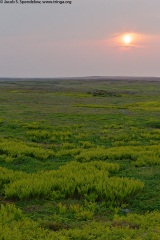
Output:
top-left (0, 0), bottom-right (160, 78)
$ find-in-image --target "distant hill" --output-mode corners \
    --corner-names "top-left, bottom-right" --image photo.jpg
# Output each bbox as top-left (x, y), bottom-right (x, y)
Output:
top-left (0, 76), bottom-right (160, 81)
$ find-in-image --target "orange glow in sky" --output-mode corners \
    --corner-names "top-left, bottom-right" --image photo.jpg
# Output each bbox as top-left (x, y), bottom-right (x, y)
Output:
top-left (112, 32), bottom-right (145, 49)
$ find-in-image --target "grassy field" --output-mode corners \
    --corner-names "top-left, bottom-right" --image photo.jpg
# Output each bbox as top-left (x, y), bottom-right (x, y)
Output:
top-left (0, 78), bottom-right (160, 239)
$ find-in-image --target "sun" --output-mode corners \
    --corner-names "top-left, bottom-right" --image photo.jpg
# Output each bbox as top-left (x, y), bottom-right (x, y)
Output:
top-left (114, 32), bottom-right (142, 49)
top-left (123, 34), bottom-right (132, 45)
top-left (121, 33), bottom-right (134, 46)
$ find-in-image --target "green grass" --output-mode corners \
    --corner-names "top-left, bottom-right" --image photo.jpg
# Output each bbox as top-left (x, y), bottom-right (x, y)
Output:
top-left (0, 78), bottom-right (160, 239)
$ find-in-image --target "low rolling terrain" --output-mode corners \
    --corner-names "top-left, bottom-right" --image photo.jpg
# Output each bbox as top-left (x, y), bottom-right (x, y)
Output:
top-left (0, 77), bottom-right (160, 239)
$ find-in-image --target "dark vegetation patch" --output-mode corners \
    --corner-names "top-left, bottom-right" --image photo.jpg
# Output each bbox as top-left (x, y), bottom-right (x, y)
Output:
top-left (88, 89), bottom-right (137, 97)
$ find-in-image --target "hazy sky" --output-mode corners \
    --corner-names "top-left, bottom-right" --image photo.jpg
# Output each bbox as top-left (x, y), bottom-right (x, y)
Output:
top-left (0, 0), bottom-right (160, 77)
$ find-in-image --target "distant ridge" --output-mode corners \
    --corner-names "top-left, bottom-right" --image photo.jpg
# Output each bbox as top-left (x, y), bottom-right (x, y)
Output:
top-left (0, 76), bottom-right (160, 81)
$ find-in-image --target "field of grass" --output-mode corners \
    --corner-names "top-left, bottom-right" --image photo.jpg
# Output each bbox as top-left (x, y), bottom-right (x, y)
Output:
top-left (0, 78), bottom-right (160, 239)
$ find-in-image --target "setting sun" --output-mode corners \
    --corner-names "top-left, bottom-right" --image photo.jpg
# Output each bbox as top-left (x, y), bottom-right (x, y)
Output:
top-left (113, 32), bottom-right (146, 50)
top-left (121, 33), bottom-right (135, 46)
top-left (123, 34), bottom-right (132, 45)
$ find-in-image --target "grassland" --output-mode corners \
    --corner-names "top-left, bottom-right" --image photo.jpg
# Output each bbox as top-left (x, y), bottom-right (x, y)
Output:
top-left (0, 78), bottom-right (160, 239)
